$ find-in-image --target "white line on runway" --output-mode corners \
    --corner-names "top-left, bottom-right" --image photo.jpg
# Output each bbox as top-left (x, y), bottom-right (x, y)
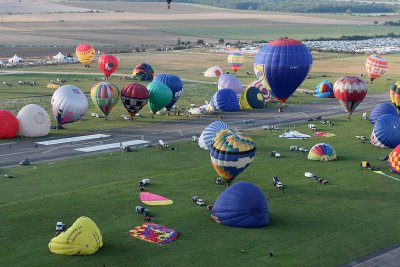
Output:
top-left (75, 140), bottom-right (149, 152)
top-left (36, 134), bottom-right (111, 145)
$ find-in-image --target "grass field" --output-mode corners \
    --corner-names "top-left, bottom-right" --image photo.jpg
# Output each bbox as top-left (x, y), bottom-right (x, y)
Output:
top-left (1, 116), bottom-right (400, 266)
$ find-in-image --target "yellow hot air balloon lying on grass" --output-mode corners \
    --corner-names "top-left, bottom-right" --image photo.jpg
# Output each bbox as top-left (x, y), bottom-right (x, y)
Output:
top-left (48, 216), bottom-right (103, 256)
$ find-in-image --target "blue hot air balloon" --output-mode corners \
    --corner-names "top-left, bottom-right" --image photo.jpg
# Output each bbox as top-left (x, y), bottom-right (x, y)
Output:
top-left (211, 181), bottom-right (269, 228)
top-left (373, 114), bottom-right (400, 148)
top-left (210, 89), bottom-right (239, 112)
top-left (254, 38), bottom-right (312, 104)
top-left (369, 102), bottom-right (398, 125)
top-left (153, 74), bottom-right (183, 111)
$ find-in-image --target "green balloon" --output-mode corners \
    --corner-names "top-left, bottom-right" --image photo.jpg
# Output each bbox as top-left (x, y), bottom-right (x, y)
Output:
top-left (147, 81), bottom-right (173, 114)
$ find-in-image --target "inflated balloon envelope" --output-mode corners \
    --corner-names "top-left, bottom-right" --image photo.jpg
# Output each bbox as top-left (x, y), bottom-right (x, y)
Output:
top-left (48, 216), bottom-right (103, 256)
top-left (211, 181), bottom-right (269, 228)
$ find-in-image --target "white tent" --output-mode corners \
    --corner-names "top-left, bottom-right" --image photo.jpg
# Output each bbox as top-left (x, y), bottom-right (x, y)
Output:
top-left (53, 52), bottom-right (66, 62)
top-left (8, 54), bottom-right (23, 63)
top-left (279, 131), bottom-right (311, 140)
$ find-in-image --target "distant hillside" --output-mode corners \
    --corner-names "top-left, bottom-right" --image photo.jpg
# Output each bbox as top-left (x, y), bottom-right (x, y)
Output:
top-left (79, 0), bottom-right (400, 13)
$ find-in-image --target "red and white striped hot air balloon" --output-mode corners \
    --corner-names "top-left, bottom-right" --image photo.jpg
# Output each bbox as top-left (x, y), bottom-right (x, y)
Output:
top-left (333, 76), bottom-right (368, 118)
top-left (366, 54), bottom-right (387, 82)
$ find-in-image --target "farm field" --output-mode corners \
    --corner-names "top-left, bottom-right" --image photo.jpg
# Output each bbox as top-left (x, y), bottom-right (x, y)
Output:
top-left (1, 116), bottom-right (399, 266)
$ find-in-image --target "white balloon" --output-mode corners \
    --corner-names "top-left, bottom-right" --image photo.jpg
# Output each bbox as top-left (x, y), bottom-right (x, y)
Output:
top-left (204, 66), bottom-right (223, 78)
top-left (51, 85), bottom-right (88, 125)
top-left (198, 132), bottom-right (208, 150)
top-left (17, 104), bottom-right (51, 137)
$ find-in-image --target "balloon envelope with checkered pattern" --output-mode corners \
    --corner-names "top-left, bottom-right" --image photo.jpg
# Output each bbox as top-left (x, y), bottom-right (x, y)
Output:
top-left (388, 145), bottom-right (400, 174)
top-left (121, 83), bottom-right (149, 117)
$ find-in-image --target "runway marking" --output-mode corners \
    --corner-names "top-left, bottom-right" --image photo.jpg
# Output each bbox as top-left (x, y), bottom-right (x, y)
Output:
top-left (75, 140), bottom-right (149, 152)
top-left (35, 134), bottom-right (111, 145)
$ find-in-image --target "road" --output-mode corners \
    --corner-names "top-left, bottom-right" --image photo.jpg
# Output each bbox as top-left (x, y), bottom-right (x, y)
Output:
top-left (0, 93), bottom-right (388, 168)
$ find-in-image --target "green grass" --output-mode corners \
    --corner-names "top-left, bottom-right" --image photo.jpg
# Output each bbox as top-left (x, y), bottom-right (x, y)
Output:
top-left (1, 116), bottom-right (400, 266)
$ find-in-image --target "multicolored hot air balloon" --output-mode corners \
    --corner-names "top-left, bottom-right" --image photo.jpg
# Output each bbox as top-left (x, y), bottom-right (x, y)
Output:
top-left (132, 63), bottom-right (154, 81)
top-left (121, 83), bottom-right (149, 118)
top-left (0, 110), bottom-right (19, 138)
top-left (248, 80), bottom-right (271, 103)
top-left (75, 44), bottom-right (95, 67)
top-left (218, 74), bottom-right (243, 95)
top-left (227, 52), bottom-right (244, 73)
top-left (366, 54), bottom-right (387, 82)
top-left (307, 143), bottom-right (337, 161)
top-left (369, 102), bottom-right (398, 125)
top-left (211, 181), bottom-right (269, 228)
top-left (98, 54), bottom-right (118, 78)
top-left (210, 129), bottom-right (256, 184)
top-left (388, 145), bottom-right (400, 174)
top-left (333, 76), bottom-right (368, 118)
top-left (17, 104), bottom-right (50, 137)
top-left (254, 38), bottom-right (312, 104)
top-left (51, 85), bottom-right (88, 126)
top-left (390, 81), bottom-right (400, 112)
top-left (314, 80), bottom-right (334, 98)
top-left (373, 114), bottom-right (400, 148)
top-left (147, 81), bottom-right (173, 114)
top-left (153, 74), bottom-right (183, 111)
top-left (200, 121), bottom-right (229, 150)
top-left (210, 89), bottom-right (240, 112)
top-left (90, 82), bottom-right (120, 118)
top-left (239, 87), bottom-right (265, 109)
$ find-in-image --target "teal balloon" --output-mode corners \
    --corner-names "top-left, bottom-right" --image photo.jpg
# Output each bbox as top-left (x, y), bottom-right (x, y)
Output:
top-left (147, 81), bottom-right (173, 114)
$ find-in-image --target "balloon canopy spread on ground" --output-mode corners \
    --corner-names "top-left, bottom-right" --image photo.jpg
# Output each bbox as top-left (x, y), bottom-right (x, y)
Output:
top-left (211, 181), bottom-right (269, 228)
top-left (308, 143), bottom-right (337, 161)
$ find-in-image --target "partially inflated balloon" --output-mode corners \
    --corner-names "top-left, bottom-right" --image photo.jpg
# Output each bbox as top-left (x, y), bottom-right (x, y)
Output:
top-left (90, 82), bottom-right (120, 118)
top-left (121, 83), bottom-right (149, 117)
top-left (75, 44), bottom-right (95, 66)
top-left (204, 66), bottom-right (223, 77)
top-left (201, 121), bottom-right (229, 150)
top-left (227, 52), bottom-right (244, 73)
top-left (210, 129), bottom-right (256, 183)
top-left (373, 114), bottom-right (400, 148)
top-left (248, 80), bottom-right (271, 103)
top-left (254, 38), bottom-right (312, 104)
top-left (98, 54), bottom-right (119, 78)
top-left (370, 129), bottom-right (387, 148)
top-left (0, 110), bottom-right (19, 138)
top-left (388, 145), bottom-right (400, 174)
top-left (333, 76), bottom-right (367, 117)
top-left (218, 74), bottom-right (243, 95)
top-left (366, 54), bottom-right (387, 82)
top-left (240, 87), bottom-right (265, 109)
top-left (51, 85), bottom-right (88, 125)
top-left (132, 63), bottom-right (154, 81)
top-left (211, 181), bottom-right (269, 228)
top-left (17, 104), bottom-right (50, 137)
top-left (147, 81), bottom-right (173, 114)
top-left (314, 80), bottom-right (334, 98)
top-left (369, 102), bottom-right (398, 125)
top-left (307, 143), bottom-right (337, 161)
top-left (48, 216), bottom-right (103, 256)
top-left (211, 89), bottom-right (240, 112)
top-left (153, 74), bottom-right (183, 111)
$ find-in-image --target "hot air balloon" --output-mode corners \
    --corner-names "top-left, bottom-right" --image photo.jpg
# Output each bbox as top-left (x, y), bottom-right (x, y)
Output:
top-left (204, 66), bottom-right (223, 78)
top-left (388, 145), bottom-right (400, 174)
top-left (75, 44), bottom-right (95, 67)
top-left (51, 85), bottom-right (88, 127)
top-left (211, 181), bottom-right (269, 228)
top-left (254, 38), bottom-right (312, 104)
top-left (370, 129), bottom-right (387, 148)
top-left (146, 81), bottom-right (173, 114)
top-left (217, 74), bottom-right (243, 95)
top-left (98, 54), bottom-right (119, 78)
top-left (200, 121), bottom-right (229, 150)
top-left (210, 129), bottom-right (256, 184)
top-left (366, 54), bottom-right (387, 82)
top-left (17, 104), bottom-right (50, 137)
top-left (240, 87), bottom-right (265, 109)
top-left (132, 63), bottom-right (154, 81)
top-left (248, 80), bottom-right (271, 103)
top-left (48, 216), bottom-right (103, 256)
top-left (373, 114), bottom-right (400, 148)
top-left (90, 82), bottom-right (120, 119)
top-left (0, 110), bottom-right (19, 138)
top-left (314, 80), bottom-right (334, 98)
top-left (210, 89), bottom-right (240, 112)
top-left (307, 143), bottom-right (337, 161)
top-left (153, 74), bottom-right (183, 111)
top-left (227, 52), bottom-right (244, 74)
top-left (333, 76), bottom-right (368, 119)
top-left (390, 81), bottom-right (400, 112)
top-left (369, 102), bottom-right (398, 125)
top-left (121, 83), bottom-right (150, 118)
